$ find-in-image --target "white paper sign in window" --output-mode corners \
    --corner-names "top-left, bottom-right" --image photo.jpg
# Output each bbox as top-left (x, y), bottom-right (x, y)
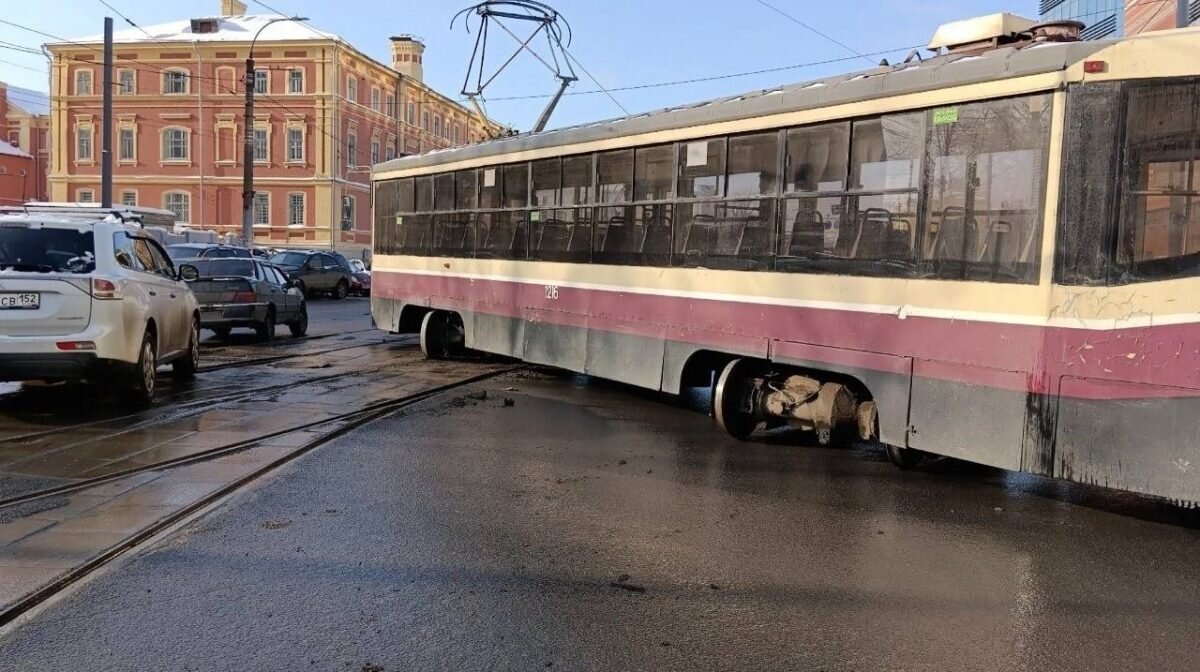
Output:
top-left (483, 168), bottom-right (496, 188)
top-left (686, 141), bottom-right (708, 167)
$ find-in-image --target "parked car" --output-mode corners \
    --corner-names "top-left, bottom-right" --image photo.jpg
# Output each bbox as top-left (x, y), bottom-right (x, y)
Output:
top-left (0, 210), bottom-right (200, 405)
top-left (166, 243), bottom-right (252, 263)
top-left (180, 258), bottom-right (308, 340)
top-left (348, 259), bottom-right (371, 296)
top-left (268, 250), bottom-right (355, 300)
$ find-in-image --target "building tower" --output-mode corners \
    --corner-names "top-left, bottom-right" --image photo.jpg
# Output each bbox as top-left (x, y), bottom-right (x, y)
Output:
top-left (389, 35), bottom-right (425, 82)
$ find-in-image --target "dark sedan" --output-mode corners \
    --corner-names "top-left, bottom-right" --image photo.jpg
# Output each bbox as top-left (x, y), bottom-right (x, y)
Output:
top-left (166, 244), bottom-right (252, 262)
top-left (180, 258), bottom-right (308, 341)
top-left (268, 250), bottom-right (355, 300)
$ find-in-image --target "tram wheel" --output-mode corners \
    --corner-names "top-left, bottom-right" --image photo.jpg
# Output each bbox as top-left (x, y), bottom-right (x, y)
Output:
top-left (420, 311), bottom-right (451, 360)
top-left (714, 358), bottom-right (760, 440)
top-left (885, 443), bottom-right (924, 470)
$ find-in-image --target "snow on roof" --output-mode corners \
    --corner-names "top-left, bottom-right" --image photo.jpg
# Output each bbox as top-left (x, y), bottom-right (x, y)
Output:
top-left (61, 14), bottom-right (341, 46)
top-left (0, 139), bottom-right (32, 159)
top-left (5, 85), bottom-right (49, 117)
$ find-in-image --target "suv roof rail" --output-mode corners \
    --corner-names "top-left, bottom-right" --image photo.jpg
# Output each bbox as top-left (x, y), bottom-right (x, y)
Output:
top-left (0, 204), bottom-right (147, 226)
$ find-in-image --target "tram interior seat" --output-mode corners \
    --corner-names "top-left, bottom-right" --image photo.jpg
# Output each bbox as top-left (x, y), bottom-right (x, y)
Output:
top-left (600, 216), bottom-right (629, 252)
top-left (399, 220), bottom-right (428, 253)
top-left (641, 219), bottom-right (672, 255)
top-left (787, 209), bottom-right (825, 257)
top-left (435, 220), bottom-right (470, 251)
top-left (535, 219), bottom-right (570, 251)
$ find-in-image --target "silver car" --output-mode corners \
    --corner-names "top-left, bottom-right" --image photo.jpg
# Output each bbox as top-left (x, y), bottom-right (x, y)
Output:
top-left (180, 259), bottom-right (308, 341)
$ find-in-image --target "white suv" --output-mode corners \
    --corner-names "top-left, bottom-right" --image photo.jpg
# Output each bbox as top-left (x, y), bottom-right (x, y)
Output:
top-left (0, 211), bottom-right (200, 405)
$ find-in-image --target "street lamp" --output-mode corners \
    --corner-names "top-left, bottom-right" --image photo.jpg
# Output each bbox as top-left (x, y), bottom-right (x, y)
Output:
top-left (243, 16), bottom-right (307, 247)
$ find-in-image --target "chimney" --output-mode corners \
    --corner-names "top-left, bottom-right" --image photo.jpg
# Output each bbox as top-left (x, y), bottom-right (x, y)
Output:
top-left (221, 0), bottom-right (247, 16)
top-left (389, 35), bottom-right (425, 82)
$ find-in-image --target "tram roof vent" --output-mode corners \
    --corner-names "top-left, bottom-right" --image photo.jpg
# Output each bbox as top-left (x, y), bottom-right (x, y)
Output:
top-left (928, 13), bottom-right (1038, 53)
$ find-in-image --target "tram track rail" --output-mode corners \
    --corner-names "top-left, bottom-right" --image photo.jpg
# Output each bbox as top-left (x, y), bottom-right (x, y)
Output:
top-left (0, 364), bottom-right (521, 629)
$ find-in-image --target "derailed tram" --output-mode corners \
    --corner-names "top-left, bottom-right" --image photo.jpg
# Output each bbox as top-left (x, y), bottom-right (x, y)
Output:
top-left (370, 15), bottom-right (1200, 504)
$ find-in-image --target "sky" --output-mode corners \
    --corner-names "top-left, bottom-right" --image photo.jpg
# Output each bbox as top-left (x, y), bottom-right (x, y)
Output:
top-left (0, 0), bottom-right (1039, 130)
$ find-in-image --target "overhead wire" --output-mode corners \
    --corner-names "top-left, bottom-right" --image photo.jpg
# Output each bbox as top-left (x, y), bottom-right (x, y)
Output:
top-left (750, 0), bottom-right (875, 65)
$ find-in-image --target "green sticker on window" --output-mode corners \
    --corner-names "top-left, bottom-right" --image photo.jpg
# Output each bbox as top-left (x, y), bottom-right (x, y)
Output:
top-left (933, 107), bottom-right (959, 125)
top-left (529, 211), bottom-right (540, 222)
top-left (395, 215), bottom-right (403, 226)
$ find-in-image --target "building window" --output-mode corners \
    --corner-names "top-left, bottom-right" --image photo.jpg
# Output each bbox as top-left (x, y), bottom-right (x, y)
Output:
top-left (253, 69), bottom-right (268, 94)
top-left (74, 70), bottom-right (93, 95)
top-left (164, 192), bottom-right (190, 223)
top-left (341, 195), bottom-right (354, 231)
top-left (346, 132), bottom-right (357, 168)
top-left (370, 140), bottom-right (380, 165)
top-left (371, 88), bottom-right (381, 112)
top-left (121, 190), bottom-right (137, 206)
top-left (347, 76), bottom-right (357, 103)
top-left (253, 192), bottom-right (269, 225)
top-left (433, 116), bottom-right (441, 138)
top-left (288, 69), bottom-right (303, 94)
top-left (77, 189), bottom-right (94, 203)
top-left (422, 111), bottom-right (430, 132)
top-left (118, 127), bottom-right (135, 162)
top-left (386, 94), bottom-right (396, 118)
top-left (253, 127), bottom-right (269, 162)
top-left (452, 124), bottom-right (460, 144)
top-left (162, 128), bottom-right (189, 161)
top-left (386, 137), bottom-right (396, 161)
top-left (288, 193), bottom-right (304, 226)
top-left (118, 69), bottom-right (135, 95)
top-left (162, 69), bottom-right (188, 95)
top-left (287, 127), bottom-right (303, 162)
top-left (76, 127), bottom-right (93, 161)
top-left (407, 103), bottom-right (415, 125)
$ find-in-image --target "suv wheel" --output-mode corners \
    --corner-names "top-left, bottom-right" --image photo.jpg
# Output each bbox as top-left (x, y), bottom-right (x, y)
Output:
top-left (173, 318), bottom-right (199, 380)
top-left (333, 279), bottom-right (349, 300)
top-left (256, 308), bottom-right (276, 342)
top-left (123, 331), bottom-right (157, 407)
top-left (289, 304), bottom-right (309, 337)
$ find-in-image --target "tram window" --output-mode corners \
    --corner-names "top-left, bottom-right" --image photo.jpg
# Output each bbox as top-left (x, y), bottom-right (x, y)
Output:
top-left (480, 167), bottom-right (501, 208)
top-left (851, 113), bottom-right (923, 192)
top-left (675, 199), bottom-right (774, 271)
top-left (373, 179), bottom-right (399, 255)
top-left (431, 212), bottom-right (473, 256)
top-left (455, 170), bottom-right (478, 211)
top-left (728, 132), bottom-right (780, 198)
top-left (502, 164), bottom-right (529, 208)
top-left (921, 95), bottom-right (1050, 283)
top-left (678, 138), bottom-right (726, 199)
top-left (434, 172), bottom-right (455, 211)
top-left (531, 208), bottom-right (591, 263)
top-left (785, 122), bottom-right (849, 193)
top-left (777, 196), bottom-right (843, 270)
top-left (532, 158), bottom-right (560, 207)
top-left (397, 178), bottom-right (415, 214)
top-left (415, 176), bottom-right (434, 212)
top-left (1117, 81), bottom-right (1200, 280)
top-left (561, 155), bottom-right (594, 205)
top-left (592, 204), bottom-right (671, 267)
top-left (396, 213), bottom-right (431, 256)
top-left (597, 149), bottom-right (633, 203)
top-left (475, 210), bottom-right (528, 259)
top-left (635, 145), bottom-right (674, 201)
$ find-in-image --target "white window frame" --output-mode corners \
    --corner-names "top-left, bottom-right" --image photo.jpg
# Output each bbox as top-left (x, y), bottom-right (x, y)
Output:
top-left (120, 189), bottom-right (138, 206)
top-left (433, 116), bottom-right (441, 138)
top-left (76, 188), bottom-right (94, 203)
top-left (371, 88), bottom-right (381, 112)
top-left (346, 132), bottom-right (357, 168)
top-left (118, 125), bottom-right (136, 163)
top-left (288, 68), bottom-right (304, 94)
top-left (253, 126), bottom-right (269, 163)
top-left (163, 191), bottom-right (191, 224)
top-left (117, 68), bottom-right (135, 95)
top-left (287, 192), bottom-right (305, 227)
top-left (161, 127), bottom-right (190, 163)
top-left (407, 103), bottom-right (415, 125)
top-left (385, 135), bottom-right (397, 161)
top-left (286, 126), bottom-right (304, 163)
top-left (74, 69), bottom-right (93, 96)
top-left (75, 125), bottom-right (94, 162)
top-left (253, 69), bottom-right (268, 95)
top-left (253, 192), bottom-right (270, 227)
top-left (162, 68), bottom-right (190, 95)
top-left (386, 93), bottom-right (396, 118)
top-left (370, 139), bottom-right (380, 165)
top-left (346, 76), bottom-right (357, 103)
top-left (422, 111), bottom-right (430, 132)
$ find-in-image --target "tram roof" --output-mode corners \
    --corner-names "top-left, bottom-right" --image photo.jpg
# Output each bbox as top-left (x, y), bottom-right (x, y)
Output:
top-left (377, 36), bottom-right (1118, 174)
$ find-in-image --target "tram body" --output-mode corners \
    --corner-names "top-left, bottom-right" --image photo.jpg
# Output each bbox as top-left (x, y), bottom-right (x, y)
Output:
top-left (371, 20), bottom-right (1200, 502)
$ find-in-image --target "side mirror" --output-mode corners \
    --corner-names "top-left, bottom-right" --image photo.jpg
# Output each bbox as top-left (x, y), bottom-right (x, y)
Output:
top-left (178, 264), bottom-right (199, 282)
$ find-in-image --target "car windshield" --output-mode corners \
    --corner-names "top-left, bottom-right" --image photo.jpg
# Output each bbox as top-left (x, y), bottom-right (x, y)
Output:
top-left (205, 247), bottom-right (251, 259)
top-left (190, 259), bottom-right (256, 278)
top-left (0, 225), bottom-right (96, 274)
top-left (270, 252), bottom-right (309, 267)
top-left (167, 244), bottom-right (207, 260)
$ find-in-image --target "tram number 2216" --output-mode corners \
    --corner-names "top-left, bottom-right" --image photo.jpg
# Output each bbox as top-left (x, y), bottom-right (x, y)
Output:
top-left (544, 284), bottom-right (560, 300)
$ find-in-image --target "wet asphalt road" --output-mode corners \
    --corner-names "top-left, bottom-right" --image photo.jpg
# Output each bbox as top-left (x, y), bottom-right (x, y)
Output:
top-left (2, 362), bottom-right (1200, 670)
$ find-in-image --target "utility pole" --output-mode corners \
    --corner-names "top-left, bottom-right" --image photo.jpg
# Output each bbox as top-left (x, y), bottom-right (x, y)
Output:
top-left (1178, 0), bottom-right (1190, 28)
top-left (241, 52), bottom-right (255, 246)
top-left (100, 17), bottom-right (113, 208)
